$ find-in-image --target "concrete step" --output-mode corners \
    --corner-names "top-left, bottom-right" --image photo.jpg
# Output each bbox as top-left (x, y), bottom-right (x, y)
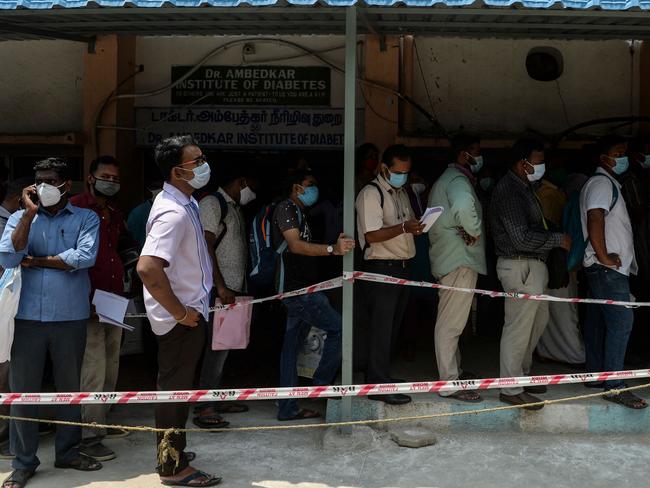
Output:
top-left (325, 381), bottom-right (650, 434)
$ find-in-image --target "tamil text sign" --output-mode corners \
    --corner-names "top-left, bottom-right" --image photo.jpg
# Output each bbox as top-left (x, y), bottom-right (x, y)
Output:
top-left (135, 107), bottom-right (360, 150)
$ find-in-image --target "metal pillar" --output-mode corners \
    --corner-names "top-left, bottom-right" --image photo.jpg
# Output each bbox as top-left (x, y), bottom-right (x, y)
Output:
top-left (341, 5), bottom-right (357, 427)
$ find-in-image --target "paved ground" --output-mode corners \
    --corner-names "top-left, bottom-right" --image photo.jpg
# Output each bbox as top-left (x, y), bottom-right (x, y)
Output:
top-left (1, 401), bottom-right (649, 488)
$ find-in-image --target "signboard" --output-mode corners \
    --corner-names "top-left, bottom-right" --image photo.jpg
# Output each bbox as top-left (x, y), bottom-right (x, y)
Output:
top-left (135, 106), bottom-right (362, 150)
top-left (171, 65), bottom-right (331, 106)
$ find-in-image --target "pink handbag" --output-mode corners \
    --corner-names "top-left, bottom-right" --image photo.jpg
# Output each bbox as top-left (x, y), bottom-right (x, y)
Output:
top-left (211, 296), bottom-right (253, 351)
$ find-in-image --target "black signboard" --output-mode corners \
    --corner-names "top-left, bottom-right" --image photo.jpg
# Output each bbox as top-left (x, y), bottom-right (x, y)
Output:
top-left (171, 65), bottom-right (331, 106)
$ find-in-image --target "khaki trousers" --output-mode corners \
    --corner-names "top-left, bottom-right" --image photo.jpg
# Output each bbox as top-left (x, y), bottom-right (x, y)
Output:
top-left (434, 267), bottom-right (478, 396)
top-left (80, 320), bottom-right (123, 441)
top-left (496, 258), bottom-right (549, 396)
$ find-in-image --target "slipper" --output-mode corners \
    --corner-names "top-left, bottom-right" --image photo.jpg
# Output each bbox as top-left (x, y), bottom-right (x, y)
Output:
top-left (54, 455), bottom-right (102, 471)
top-left (161, 470), bottom-right (222, 487)
top-left (278, 409), bottom-right (321, 422)
top-left (2, 469), bottom-right (35, 488)
top-left (444, 391), bottom-right (483, 403)
top-left (215, 403), bottom-right (249, 414)
top-left (603, 391), bottom-right (648, 410)
top-left (192, 415), bottom-right (230, 430)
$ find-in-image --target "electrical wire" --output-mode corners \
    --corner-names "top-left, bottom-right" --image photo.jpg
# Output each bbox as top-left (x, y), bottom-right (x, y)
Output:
top-left (93, 37), bottom-right (443, 152)
top-left (413, 38), bottom-right (439, 125)
top-left (555, 79), bottom-right (570, 128)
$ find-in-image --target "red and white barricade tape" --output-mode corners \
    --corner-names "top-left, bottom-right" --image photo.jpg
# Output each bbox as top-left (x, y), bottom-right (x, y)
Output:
top-left (124, 270), bottom-right (649, 320)
top-left (2, 369), bottom-right (649, 405)
top-left (346, 271), bottom-right (650, 308)
top-left (124, 277), bottom-right (343, 319)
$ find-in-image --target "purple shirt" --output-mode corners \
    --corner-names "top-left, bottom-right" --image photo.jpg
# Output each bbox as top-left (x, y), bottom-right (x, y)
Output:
top-left (141, 182), bottom-right (213, 336)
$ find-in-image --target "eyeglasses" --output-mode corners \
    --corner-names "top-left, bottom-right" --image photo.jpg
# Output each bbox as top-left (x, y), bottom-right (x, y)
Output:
top-left (179, 155), bottom-right (208, 167)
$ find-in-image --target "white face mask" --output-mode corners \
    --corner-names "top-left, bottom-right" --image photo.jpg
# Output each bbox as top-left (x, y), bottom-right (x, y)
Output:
top-left (239, 186), bottom-right (256, 206)
top-left (525, 161), bottom-right (546, 182)
top-left (37, 182), bottom-right (66, 208)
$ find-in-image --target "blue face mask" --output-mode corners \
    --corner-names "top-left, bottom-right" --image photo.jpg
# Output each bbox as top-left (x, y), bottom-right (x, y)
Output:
top-left (611, 156), bottom-right (629, 175)
top-left (298, 186), bottom-right (319, 207)
top-left (641, 155), bottom-right (650, 170)
top-left (387, 171), bottom-right (408, 188)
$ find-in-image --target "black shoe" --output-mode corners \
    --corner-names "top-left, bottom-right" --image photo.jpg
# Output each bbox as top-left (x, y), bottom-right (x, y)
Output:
top-left (585, 381), bottom-right (605, 389)
top-left (368, 394), bottom-right (412, 405)
top-left (79, 442), bottom-right (116, 462)
top-left (524, 385), bottom-right (547, 394)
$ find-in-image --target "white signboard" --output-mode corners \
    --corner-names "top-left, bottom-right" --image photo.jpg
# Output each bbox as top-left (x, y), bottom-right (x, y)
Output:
top-left (135, 106), bottom-right (363, 150)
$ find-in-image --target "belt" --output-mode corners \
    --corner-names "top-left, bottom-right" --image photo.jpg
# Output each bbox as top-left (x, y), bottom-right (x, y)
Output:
top-left (504, 256), bottom-right (546, 263)
top-left (365, 259), bottom-right (410, 268)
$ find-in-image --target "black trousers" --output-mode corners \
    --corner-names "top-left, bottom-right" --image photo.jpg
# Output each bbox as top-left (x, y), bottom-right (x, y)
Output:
top-left (10, 320), bottom-right (86, 471)
top-left (361, 260), bottom-right (411, 384)
top-left (155, 320), bottom-right (205, 476)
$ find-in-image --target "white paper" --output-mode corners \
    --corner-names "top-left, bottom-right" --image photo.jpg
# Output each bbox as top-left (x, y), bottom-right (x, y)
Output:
top-left (92, 290), bottom-right (134, 331)
top-left (419, 206), bottom-right (444, 233)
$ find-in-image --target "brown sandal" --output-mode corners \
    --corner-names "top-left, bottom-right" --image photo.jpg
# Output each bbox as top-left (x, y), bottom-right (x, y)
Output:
top-left (603, 391), bottom-right (648, 410)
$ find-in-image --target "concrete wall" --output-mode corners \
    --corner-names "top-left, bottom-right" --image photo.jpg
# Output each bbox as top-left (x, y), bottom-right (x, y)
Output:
top-left (411, 38), bottom-right (638, 136)
top-left (134, 36), bottom-right (349, 108)
top-left (0, 40), bottom-right (84, 133)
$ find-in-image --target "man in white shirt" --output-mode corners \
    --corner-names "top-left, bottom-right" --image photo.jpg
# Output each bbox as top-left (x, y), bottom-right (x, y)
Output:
top-left (580, 135), bottom-right (647, 410)
top-left (194, 167), bottom-right (257, 429)
top-left (137, 135), bottom-right (222, 486)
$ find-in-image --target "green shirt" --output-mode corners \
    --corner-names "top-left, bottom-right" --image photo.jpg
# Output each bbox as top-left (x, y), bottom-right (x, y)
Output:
top-left (428, 166), bottom-right (487, 279)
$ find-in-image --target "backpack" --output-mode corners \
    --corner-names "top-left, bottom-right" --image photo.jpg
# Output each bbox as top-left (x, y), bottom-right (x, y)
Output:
top-left (198, 191), bottom-right (229, 247)
top-left (249, 201), bottom-right (302, 290)
top-left (563, 174), bottom-right (619, 272)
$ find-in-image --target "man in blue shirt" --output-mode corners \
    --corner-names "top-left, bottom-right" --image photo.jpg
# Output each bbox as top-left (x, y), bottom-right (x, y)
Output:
top-left (0, 158), bottom-right (102, 488)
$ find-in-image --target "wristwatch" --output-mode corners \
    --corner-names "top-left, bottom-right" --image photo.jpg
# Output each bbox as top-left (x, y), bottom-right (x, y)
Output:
top-left (327, 245), bottom-right (334, 255)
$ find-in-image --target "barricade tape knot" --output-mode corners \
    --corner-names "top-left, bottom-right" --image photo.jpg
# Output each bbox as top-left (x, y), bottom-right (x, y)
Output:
top-left (157, 428), bottom-right (181, 470)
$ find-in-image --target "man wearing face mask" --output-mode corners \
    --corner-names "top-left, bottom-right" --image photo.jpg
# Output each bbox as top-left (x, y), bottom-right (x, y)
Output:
top-left (272, 170), bottom-right (355, 421)
top-left (0, 158), bottom-right (102, 487)
top-left (194, 167), bottom-right (256, 429)
top-left (490, 139), bottom-right (571, 410)
top-left (137, 136), bottom-right (221, 486)
top-left (428, 134), bottom-right (487, 403)
top-left (579, 135), bottom-right (646, 409)
top-left (356, 144), bottom-right (424, 405)
top-left (69, 156), bottom-right (131, 461)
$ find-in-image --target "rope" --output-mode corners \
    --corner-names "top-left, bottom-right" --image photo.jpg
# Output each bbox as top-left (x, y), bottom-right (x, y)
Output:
top-left (1, 383), bottom-right (648, 467)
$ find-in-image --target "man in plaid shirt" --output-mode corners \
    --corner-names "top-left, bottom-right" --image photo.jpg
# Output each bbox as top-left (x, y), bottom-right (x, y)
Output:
top-left (490, 139), bottom-right (571, 410)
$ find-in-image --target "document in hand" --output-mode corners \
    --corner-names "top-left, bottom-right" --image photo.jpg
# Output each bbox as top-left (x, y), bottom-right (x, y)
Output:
top-left (420, 206), bottom-right (444, 233)
top-left (92, 290), bottom-right (135, 331)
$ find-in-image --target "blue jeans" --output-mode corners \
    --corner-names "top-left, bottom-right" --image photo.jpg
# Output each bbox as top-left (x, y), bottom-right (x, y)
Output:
top-left (278, 292), bottom-right (342, 420)
top-left (584, 265), bottom-right (634, 390)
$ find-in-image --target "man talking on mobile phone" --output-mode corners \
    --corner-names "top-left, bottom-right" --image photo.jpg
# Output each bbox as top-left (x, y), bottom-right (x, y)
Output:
top-left (0, 158), bottom-right (102, 488)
